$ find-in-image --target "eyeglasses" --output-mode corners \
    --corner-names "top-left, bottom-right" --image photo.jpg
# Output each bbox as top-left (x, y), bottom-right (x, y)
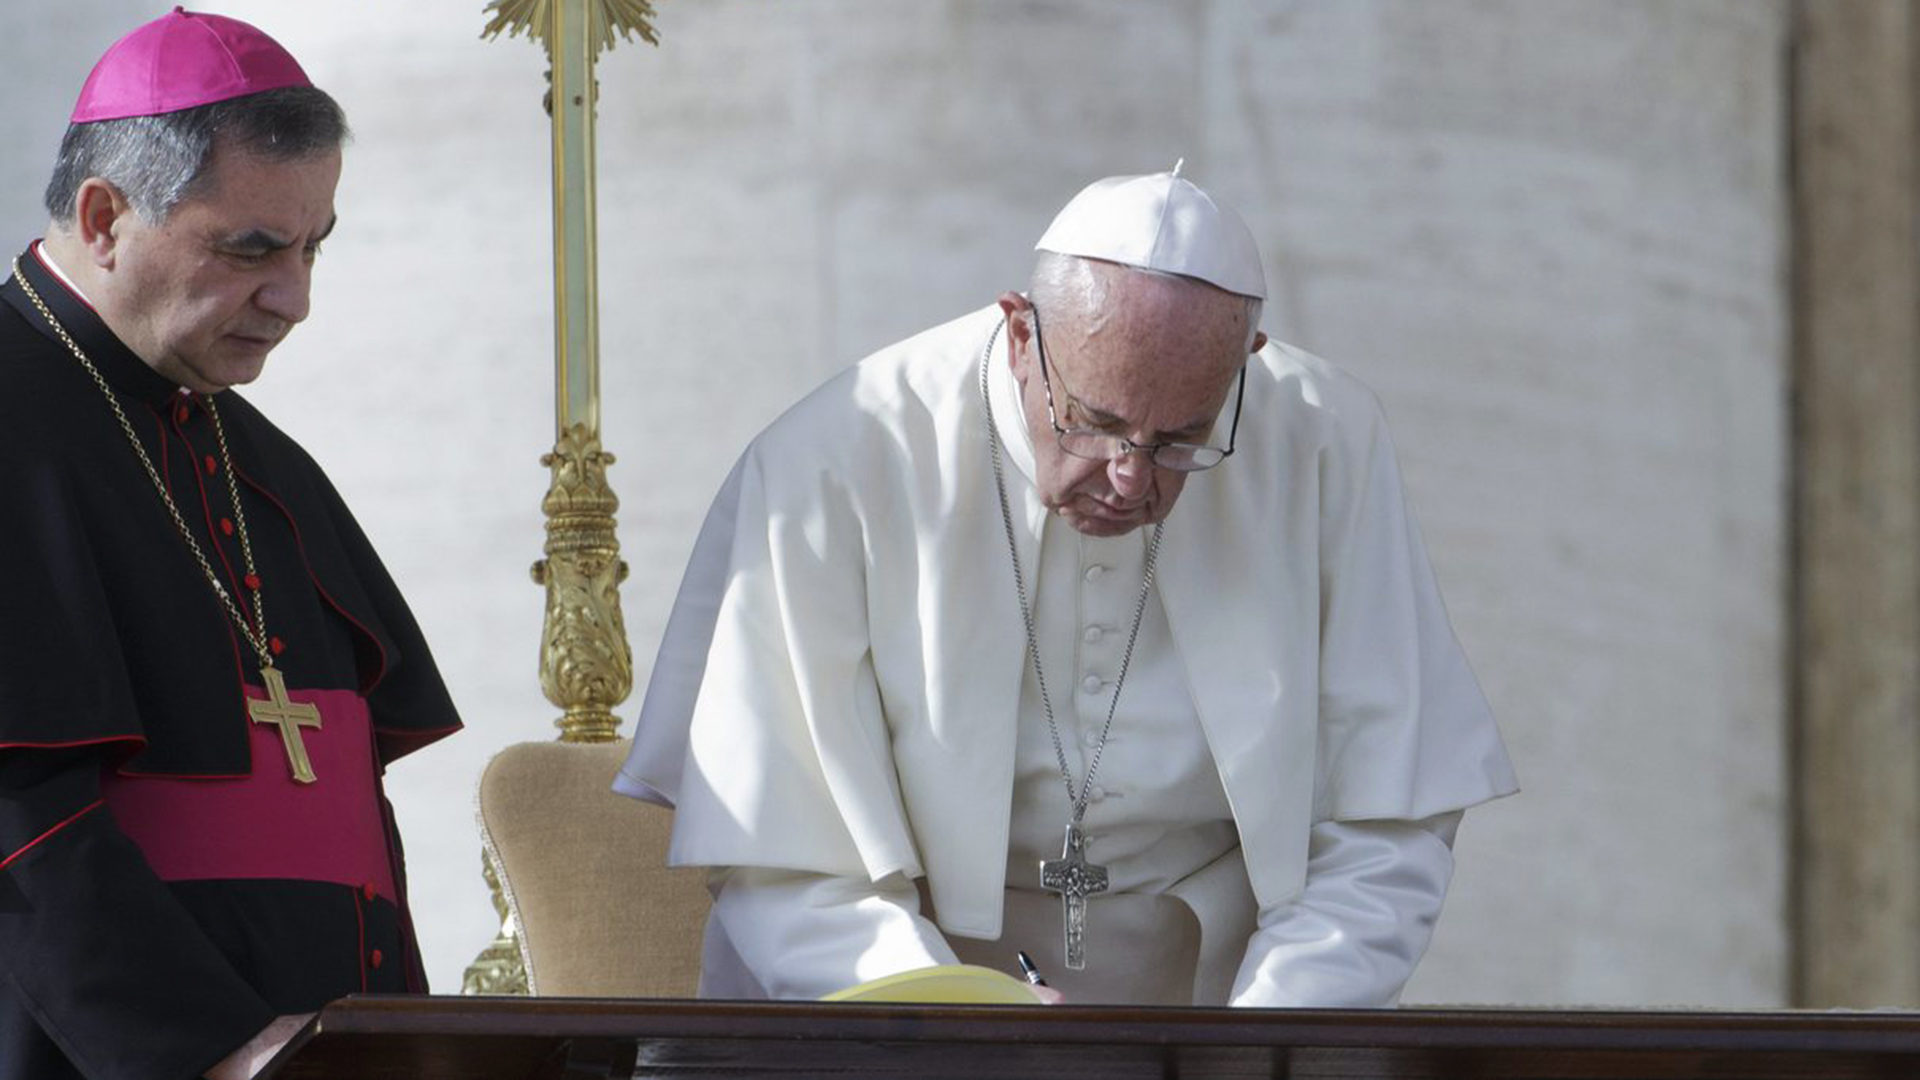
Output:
top-left (1031, 305), bottom-right (1244, 472)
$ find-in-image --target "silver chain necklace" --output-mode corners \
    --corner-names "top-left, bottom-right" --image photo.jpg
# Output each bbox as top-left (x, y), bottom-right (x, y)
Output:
top-left (979, 319), bottom-right (1164, 969)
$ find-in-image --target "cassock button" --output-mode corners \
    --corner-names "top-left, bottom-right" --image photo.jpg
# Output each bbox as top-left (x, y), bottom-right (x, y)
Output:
top-left (203, 454), bottom-right (218, 476)
top-left (1080, 675), bottom-right (1103, 694)
top-left (174, 403), bottom-right (190, 424)
top-left (1083, 626), bottom-right (1104, 644)
top-left (1084, 565), bottom-right (1107, 583)
top-left (271, 637), bottom-right (287, 657)
top-left (244, 573), bottom-right (262, 591)
top-left (369, 949), bottom-right (384, 970)
top-left (220, 517), bottom-right (235, 537)
top-left (362, 882), bottom-right (376, 902)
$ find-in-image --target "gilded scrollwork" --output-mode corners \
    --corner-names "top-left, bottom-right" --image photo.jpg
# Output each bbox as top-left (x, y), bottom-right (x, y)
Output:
top-left (532, 423), bottom-right (632, 743)
top-left (461, 852), bottom-right (531, 995)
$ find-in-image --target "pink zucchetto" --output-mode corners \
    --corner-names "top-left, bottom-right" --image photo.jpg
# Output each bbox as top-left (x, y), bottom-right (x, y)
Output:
top-left (69, 7), bottom-right (310, 124)
top-left (1035, 161), bottom-right (1267, 301)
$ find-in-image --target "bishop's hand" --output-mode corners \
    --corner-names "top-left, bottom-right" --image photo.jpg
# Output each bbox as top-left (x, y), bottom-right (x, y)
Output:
top-left (204, 1012), bottom-right (314, 1080)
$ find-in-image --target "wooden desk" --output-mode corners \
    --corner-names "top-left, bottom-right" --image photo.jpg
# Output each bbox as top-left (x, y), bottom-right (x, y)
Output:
top-left (267, 996), bottom-right (1920, 1079)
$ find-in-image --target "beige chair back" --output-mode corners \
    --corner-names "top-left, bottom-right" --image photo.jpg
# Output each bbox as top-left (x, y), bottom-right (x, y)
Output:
top-left (475, 738), bottom-right (709, 997)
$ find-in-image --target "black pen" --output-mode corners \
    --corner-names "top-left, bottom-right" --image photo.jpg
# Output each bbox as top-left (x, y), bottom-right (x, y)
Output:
top-left (1016, 950), bottom-right (1049, 988)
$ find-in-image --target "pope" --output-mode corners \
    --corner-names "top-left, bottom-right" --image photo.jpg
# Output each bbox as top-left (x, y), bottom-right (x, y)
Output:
top-left (0, 10), bottom-right (460, 1078)
top-left (618, 168), bottom-right (1518, 1006)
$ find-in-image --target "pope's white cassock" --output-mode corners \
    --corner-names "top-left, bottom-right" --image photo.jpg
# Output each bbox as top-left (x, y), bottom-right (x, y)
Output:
top-left (620, 168), bottom-right (1515, 1006)
top-left (616, 294), bottom-right (1519, 1004)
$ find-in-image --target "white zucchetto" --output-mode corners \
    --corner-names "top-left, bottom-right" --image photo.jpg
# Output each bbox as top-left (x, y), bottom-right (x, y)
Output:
top-left (1035, 163), bottom-right (1267, 300)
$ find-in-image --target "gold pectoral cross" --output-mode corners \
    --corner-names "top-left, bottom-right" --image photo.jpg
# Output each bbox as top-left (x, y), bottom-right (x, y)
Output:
top-left (247, 666), bottom-right (322, 784)
top-left (1039, 822), bottom-right (1109, 970)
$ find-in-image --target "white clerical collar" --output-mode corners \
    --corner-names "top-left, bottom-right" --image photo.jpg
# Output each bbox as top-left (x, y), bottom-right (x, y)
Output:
top-left (987, 316), bottom-right (1041, 489)
top-left (32, 241), bottom-right (94, 306)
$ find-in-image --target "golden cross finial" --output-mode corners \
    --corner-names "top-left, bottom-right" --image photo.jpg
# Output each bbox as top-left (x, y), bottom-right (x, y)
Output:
top-left (481, 0), bottom-right (660, 55)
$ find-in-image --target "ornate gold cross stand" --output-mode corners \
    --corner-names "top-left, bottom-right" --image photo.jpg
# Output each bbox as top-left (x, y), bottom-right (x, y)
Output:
top-left (463, 0), bottom-right (659, 997)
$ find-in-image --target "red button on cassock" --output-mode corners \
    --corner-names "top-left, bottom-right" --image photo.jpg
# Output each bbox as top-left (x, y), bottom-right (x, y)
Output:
top-left (174, 403), bottom-right (189, 424)
top-left (244, 573), bottom-right (261, 591)
top-left (362, 883), bottom-right (376, 902)
top-left (203, 455), bottom-right (217, 476)
top-left (270, 637), bottom-right (286, 656)
top-left (369, 949), bottom-right (384, 969)
top-left (219, 518), bottom-right (234, 536)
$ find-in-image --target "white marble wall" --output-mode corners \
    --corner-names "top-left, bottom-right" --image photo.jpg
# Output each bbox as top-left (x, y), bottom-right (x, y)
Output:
top-left (1, 0), bottom-right (1789, 1006)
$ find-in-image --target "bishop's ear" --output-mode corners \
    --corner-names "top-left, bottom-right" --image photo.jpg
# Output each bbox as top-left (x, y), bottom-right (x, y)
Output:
top-left (70, 178), bottom-right (134, 268)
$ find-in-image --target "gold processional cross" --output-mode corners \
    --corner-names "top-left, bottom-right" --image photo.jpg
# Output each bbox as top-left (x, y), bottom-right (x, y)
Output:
top-left (1039, 822), bottom-right (1110, 970)
top-left (459, 0), bottom-right (657, 995)
top-left (247, 666), bottom-right (322, 784)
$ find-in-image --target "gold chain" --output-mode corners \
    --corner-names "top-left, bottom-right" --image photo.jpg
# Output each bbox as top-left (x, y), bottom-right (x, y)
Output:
top-left (10, 256), bottom-right (275, 671)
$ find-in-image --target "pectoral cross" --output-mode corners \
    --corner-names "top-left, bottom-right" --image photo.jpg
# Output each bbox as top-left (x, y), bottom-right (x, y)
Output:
top-left (248, 666), bottom-right (322, 784)
top-left (1039, 822), bottom-right (1109, 970)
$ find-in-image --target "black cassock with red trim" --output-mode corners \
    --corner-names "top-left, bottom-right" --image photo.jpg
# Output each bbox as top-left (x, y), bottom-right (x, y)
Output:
top-left (0, 245), bottom-right (462, 1080)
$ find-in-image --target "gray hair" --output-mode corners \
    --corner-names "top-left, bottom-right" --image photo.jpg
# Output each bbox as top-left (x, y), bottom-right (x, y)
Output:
top-left (1029, 251), bottom-right (1264, 354)
top-left (43, 86), bottom-right (349, 225)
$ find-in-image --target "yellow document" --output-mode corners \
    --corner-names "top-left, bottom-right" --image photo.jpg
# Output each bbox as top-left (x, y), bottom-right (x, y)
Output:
top-left (822, 964), bottom-right (1043, 1004)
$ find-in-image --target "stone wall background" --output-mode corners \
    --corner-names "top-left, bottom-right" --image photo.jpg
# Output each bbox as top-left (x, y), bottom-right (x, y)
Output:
top-left (0, 0), bottom-right (1791, 1006)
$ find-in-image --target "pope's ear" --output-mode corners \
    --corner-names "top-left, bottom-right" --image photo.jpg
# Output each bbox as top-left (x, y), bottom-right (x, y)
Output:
top-left (71, 178), bottom-right (133, 267)
top-left (997, 291), bottom-right (1035, 372)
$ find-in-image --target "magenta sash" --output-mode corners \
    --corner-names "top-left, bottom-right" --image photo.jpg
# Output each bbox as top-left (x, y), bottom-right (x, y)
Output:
top-left (100, 686), bottom-right (397, 903)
